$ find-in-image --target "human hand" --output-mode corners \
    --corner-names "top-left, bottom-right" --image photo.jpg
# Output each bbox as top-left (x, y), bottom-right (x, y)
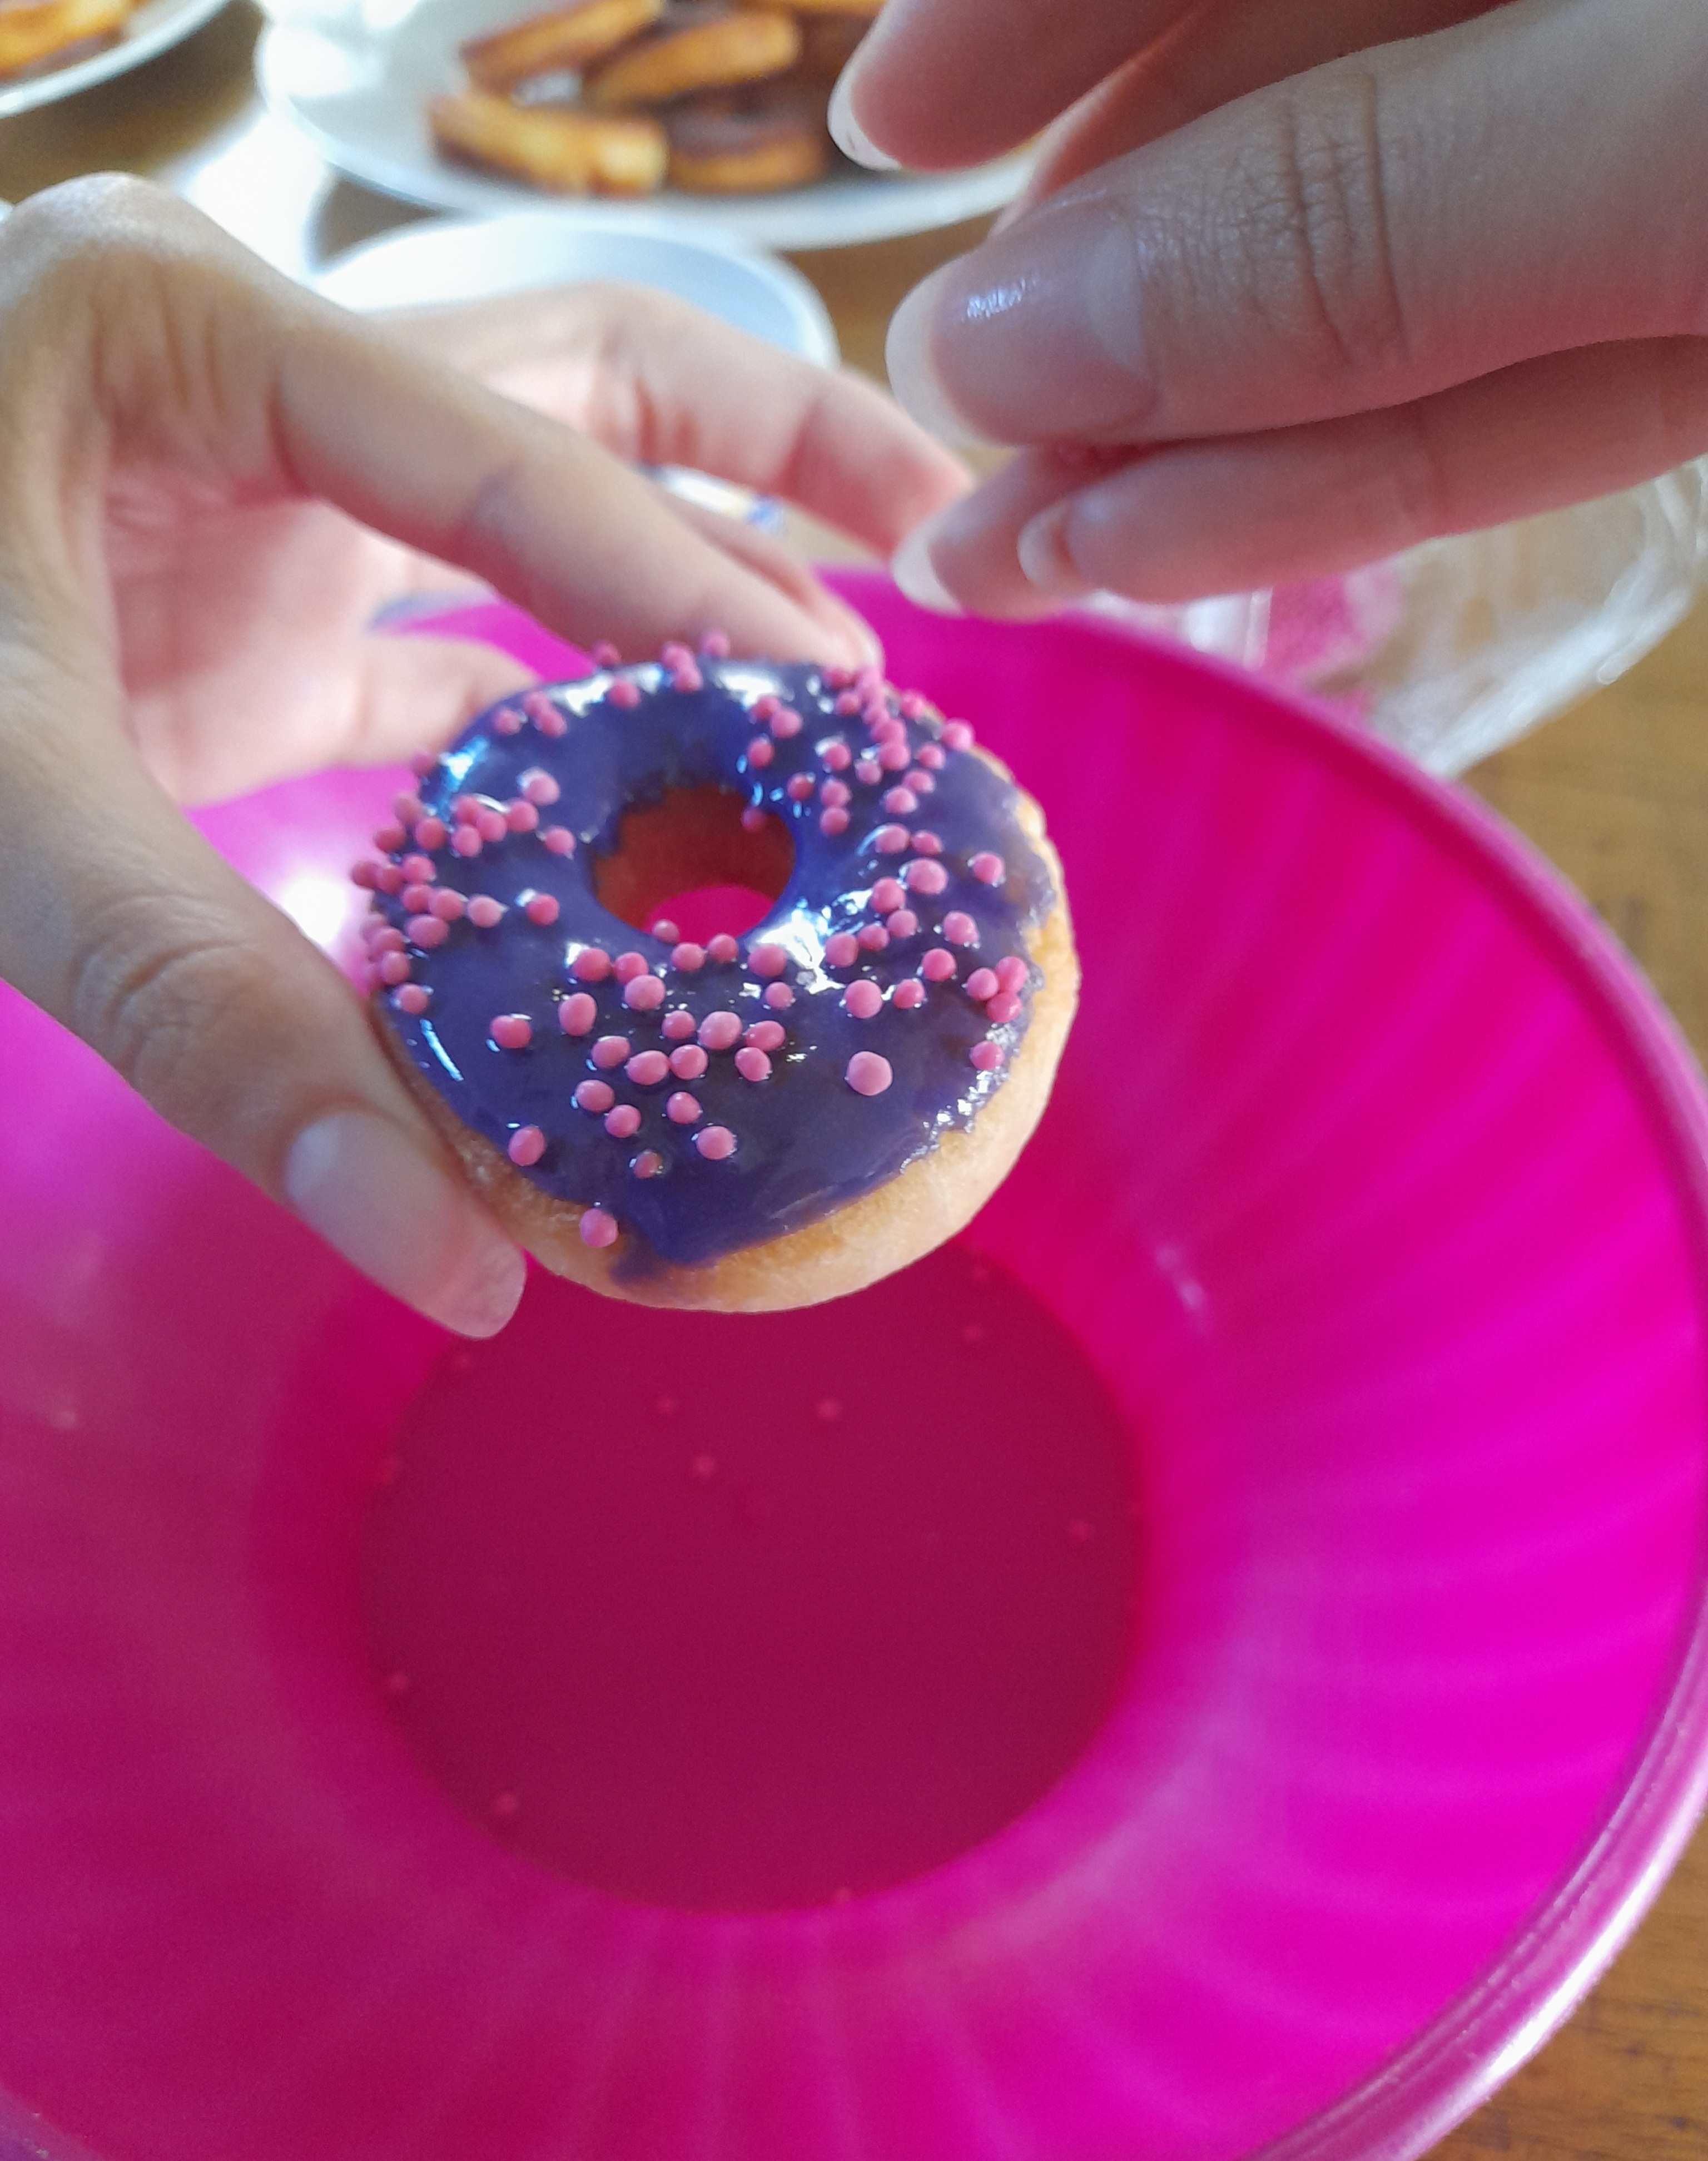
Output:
top-left (0, 176), bottom-right (966, 1335)
top-left (832, 0), bottom-right (1708, 616)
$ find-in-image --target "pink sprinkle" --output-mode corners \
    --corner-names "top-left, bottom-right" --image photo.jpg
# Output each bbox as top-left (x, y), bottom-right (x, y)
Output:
top-left (409, 750), bottom-right (438, 777)
top-left (624, 974), bottom-right (665, 1011)
top-left (614, 951), bottom-right (647, 983)
top-left (666, 1092), bottom-right (702, 1125)
top-left (374, 821), bottom-right (406, 852)
top-left (753, 694), bottom-right (780, 721)
top-left (906, 769), bottom-right (935, 793)
top-left (819, 739), bottom-right (852, 771)
top-left (996, 955), bottom-right (1029, 993)
top-left (987, 991), bottom-right (1023, 1023)
top-left (393, 983), bottom-right (431, 1015)
top-left (825, 666), bottom-right (853, 690)
top-left (401, 854), bottom-right (436, 885)
top-left (882, 787), bottom-right (918, 816)
top-left (871, 716), bottom-right (906, 745)
top-left (966, 967), bottom-right (1000, 1002)
top-left (898, 692), bottom-right (928, 720)
top-left (671, 942), bottom-right (706, 972)
top-left (707, 934), bottom-right (739, 964)
top-left (698, 1011), bottom-right (742, 1052)
top-left (536, 707), bottom-right (569, 738)
top-left (452, 795), bottom-right (480, 825)
top-left (873, 824), bottom-right (910, 855)
top-left (970, 1041), bottom-right (1005, 1070)
top-left (580, 1207), bottom-right (618, 1248)
top-left (886, 909), bottom-right (919, 938)
top-left (858, 924), bottom-right (890, 952)
top-left (662, 1010), bottom-right (697, 1041)
top-left (922, 948), bottom-right (957, 982)
top-left (573, 946), bottom-right (612, 983)
top-left (942, 721), bottom-right (975, 751)
top-left (870, 878), bottom-right (906, 913)
top-left (786, 773), bottom-right (815, 801)
top-left (750, 943), bottom-right (787, 978)
top-left (625, 1050), bottom-right (669, 1086)
top-left (394, 791), bottom-right (424, 825)
top-left (819, 784), bottom-right (851, 816)
top-left (376, 863), bottom-right (405, 894)
top-left (741, 807), bottom-right (767, 834)
top-left (491, 1013), bottom-right (532, 1050)
top-left (350, 860), bottom-right (379, 890)
top-left (493, 706), bottom-right (524, 735)
top-left (430, 888), bottom-right (466, 922)
top-left (820, 808), bottom-right (850, 836)
top-left (592, 641), bottom-right (621, 668)
top-left (700, 628), bottom-right (731, 658)
top-left (559, 992), bottom-right (596, 1035)
top-left (592, 1035), bottom-right (631, 1069)
top-left (661, 642), bottom-right (693, 672)
top-left (893, 978), bottom-right (926, 1009)
top-left (843, 980), bottom-right (882, 1020)
top-left (845, 1051), bottom-right (893, 1096)
top-left (917, 743), bottom-right (946, 770)
top-left (451, 827), bottom-right (483, 858)
top-left (735, 1047), bottom-right (772, 1082)
top-left (747, 737), bottom-right (774, 768)
top-left (370, 926), bottom-right (405, 954)
top-left (608, 679), bottom-right (641, 709)
top-left (632, 1148), bottom-right (665, 1178)
top-left (670, 1044), bottom-right (708, 1080)
top-left (574, 1079), bottom-right (615, 1114)
top-left (913, 831), bottom-right (943, 855)
top-left (508, 1125), bottom-right (547, 1167)
top-left (744, 1020), bottom-right (785, 1050)
top-left (407, 914), bottom-right (448, 949)
top-left (524, 892), bottom-right (560, 926)
top-left (605, 1104), bottom-right (642, 1139)
top-left (523, 689), bottom-right (559, 726)
top-left (943, 911), bottom-right (979, 946)
top-left (519, 769), bottom-right (559, 806)
top-left (654, 922), bottom-right (680, 945)
top-left (771, 706), bottom-right (803, 738)
top-left (507, 800), bottom-right (539, 834)
top-left (402, 883), bottom-right (433, 914)
top-left (672, 665), bottom-right (704, 694)
top-left (855, 759), bottom-right (882, 787)
top-left (825, 932), bottom-right (860, 968)
top-left (835, 690), bottom-right (862, 715)
top-left (468, 896), bottom-right (505, 930)
top-left (971, 852), bottom-right (1006, 885)
top-left (378, 951), bottom-right (412, 986)
top-left (541, 826), bottom-right (576, 855)
top-left (878, 741), bottom-right (910, 772)
top-left (414, 816), bottom-right (448, 850)
top-left (695, 1126), bottom-right (737, 1160)
top-left (906, 860), bottom-right (948, 895)
top-left (475, 809), bottom-right (508, 844)
top-left (764, 983), bottom-right (795, 1009)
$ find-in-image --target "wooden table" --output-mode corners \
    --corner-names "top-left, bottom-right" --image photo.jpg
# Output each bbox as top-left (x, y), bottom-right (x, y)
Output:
top-left (3, 6), bottom-right (1705, 2154)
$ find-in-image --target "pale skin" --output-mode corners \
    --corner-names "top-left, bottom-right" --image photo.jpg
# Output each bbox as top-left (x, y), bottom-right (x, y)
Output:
top-left (828, 0), bottom-right (1708, 614)
top-left (0, 175), bottom-right (968, 1337)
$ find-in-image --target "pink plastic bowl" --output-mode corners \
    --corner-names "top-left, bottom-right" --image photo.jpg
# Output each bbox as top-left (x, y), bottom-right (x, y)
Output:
top-left (2, 574), bottom-right (1706, 2161)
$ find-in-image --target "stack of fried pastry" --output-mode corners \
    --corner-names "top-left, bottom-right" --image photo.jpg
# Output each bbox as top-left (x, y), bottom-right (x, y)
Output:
top-left (429, 0), bottom-right (882, 196)
top-left (0, 0), bottom-right (138, 81)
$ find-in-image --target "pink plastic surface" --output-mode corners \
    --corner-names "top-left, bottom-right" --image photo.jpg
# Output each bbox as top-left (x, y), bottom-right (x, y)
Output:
top-left (2, 576), bottom-right (1707, 2161)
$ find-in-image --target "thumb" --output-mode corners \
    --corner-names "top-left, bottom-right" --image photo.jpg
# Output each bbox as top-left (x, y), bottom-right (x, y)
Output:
top-left (2, 656), bottom-right (523, 1335)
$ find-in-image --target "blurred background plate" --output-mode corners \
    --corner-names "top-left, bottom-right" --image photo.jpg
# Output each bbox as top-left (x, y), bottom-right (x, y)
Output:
top-left (257, 0), bottom-right (1034, 249)
top-left (0, 0), bottom-right (230, 117)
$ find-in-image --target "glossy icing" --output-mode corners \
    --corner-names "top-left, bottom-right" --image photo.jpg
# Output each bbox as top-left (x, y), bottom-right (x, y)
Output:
top-left (358, 652), bottom-right (1056, 1270)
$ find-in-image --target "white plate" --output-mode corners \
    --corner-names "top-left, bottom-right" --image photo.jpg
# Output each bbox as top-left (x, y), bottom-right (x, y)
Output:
top-left (314, 204), bottom-right (839, 363)
top-left (0, 0), bottom-right (230, 116)
top-left (256, 0), bottom-right (1032, 250)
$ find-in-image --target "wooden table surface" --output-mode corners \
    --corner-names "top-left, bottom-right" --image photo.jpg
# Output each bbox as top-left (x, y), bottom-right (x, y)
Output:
top-left (3, 6), bottom-right (1705, 2154)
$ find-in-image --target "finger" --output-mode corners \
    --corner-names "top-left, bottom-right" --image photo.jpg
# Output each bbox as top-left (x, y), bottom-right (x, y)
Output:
top-left (653, 486), bottom-right (883, 661)
top-left (897, 337), bottom-right (1708, 612)
top-left (996, 0), bottom-right (1495, 226)
top-left (830, 0), bottom-right (1190, 172)
top-left (885, 0), bottom-right (1708, 451)
top-left (0, 643), bottom-right (525, 1336)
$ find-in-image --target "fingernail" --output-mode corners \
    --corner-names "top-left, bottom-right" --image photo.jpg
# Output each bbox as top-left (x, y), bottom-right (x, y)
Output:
top-left (1017, 499), bottom-right (1094, 599)
top-left (885, 273), bottom-right (994, 447)
top-left (836, 606), bottom-right (885, 668)
top-left (828, 65), bottom-right (900, 171)
top-left (285, 1109), bottom-right (525, 1337)
top-left (890, 522), bottom-right (964, 615)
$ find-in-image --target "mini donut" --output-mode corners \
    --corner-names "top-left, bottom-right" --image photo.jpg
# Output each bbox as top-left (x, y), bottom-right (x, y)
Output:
top-left (356, 646), bottom-right (1076, 1312)
top-left (666, 81), bottom-right (831, 192)
top-left (429, 90), bottom-right (668, 194)
top-left (0, 0), bottom-right (131, 77)
top-left (459, 0), bottom-right (663, 93)
top-left (582, 1), bottom-right (799, 111)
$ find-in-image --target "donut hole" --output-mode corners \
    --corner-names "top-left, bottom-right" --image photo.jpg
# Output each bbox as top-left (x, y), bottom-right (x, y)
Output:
top-left (594, 784), bottom-right (792, 943)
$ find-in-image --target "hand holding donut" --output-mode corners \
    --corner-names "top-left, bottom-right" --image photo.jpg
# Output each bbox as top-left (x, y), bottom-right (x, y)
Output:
top-left (831, 0), bottom-right (1708, 613)
top-left (0, 176), bottom-right (967, 1335)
